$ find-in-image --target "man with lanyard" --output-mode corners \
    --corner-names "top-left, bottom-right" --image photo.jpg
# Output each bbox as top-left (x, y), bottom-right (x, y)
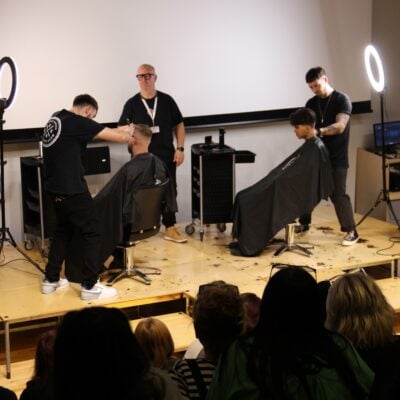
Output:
top-left (119, 64), bottom-right (187, 243)
top-left (295, 67), bottom-right (359, 246)
top-left (41, 94), bottom-right (134, 300)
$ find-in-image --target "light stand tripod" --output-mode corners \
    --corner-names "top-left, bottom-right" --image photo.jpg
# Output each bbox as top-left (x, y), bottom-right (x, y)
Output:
top-left (0, 57), bottom-right (44, 273)
top-left (357, 45), bottom-right (400, 229)
top-left (357, 92), bottom-right (400, 228)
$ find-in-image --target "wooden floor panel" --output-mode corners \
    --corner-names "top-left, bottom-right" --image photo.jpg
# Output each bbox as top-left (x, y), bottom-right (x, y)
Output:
top-left (1, 204), bottom-right (400, 395)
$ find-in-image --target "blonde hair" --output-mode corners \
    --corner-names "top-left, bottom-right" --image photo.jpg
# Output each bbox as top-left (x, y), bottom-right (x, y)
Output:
top-left (134, 317), bottom-right (174, 369)
top-left (326, 273), bottom-right (395, 349)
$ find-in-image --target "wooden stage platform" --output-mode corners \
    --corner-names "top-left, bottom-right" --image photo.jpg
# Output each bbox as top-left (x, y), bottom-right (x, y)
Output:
top-left (1, 204), bottom-right (400, 382)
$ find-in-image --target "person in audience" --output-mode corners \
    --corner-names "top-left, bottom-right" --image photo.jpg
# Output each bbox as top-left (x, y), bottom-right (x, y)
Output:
top-left (20, 329), bottom-right (56, 400)
top-left (0, 387), bottom-right (17, 400)
top-left (53, 306), bottom-right (183, 400)
top-left (135, 317), bottom-right (177, 370)
top-left (207, 266), bottom-right (374, 400)
top-left (170, 280), bottom-right (244, 399)
top-left (326, 272), bottom-right (400, 400)
top-left (240, 292), bottom-right (261, 333)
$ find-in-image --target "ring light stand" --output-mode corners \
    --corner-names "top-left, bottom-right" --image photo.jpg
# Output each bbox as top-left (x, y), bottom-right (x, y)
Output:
top-left (0, 57), bottom-right (44, 273)
top-left (357, 45), bottom-right (400, 228)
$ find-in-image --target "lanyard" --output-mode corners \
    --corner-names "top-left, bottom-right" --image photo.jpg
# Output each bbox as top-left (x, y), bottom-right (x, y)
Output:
top-left (141, 96), bottom-right (158, 126)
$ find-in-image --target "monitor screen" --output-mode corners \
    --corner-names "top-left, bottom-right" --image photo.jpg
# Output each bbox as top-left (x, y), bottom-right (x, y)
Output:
top-left (374, 121), bottom-right (400, 148)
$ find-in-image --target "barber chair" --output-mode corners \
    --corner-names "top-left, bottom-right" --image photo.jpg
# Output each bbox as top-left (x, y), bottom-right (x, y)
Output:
top-left (106, 179), bottom-right (169, 286)
top-left (273, 222), bottom-right (313, 257)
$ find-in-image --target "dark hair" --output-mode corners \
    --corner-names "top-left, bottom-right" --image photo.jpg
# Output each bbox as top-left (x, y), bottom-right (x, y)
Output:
top-left (72, 94), bottom-right (98, 110)
top-left (289, 107), bottom-right (316, 126)
top-left (193, 280), bottom-right (244, 363)
top-left (54, 307), bottom-right (151, 400)
top-left (33, 329), bottom-right (56, 384)
top-left (247, 266), bottom-right (368, 400)
top-left (240, 292), bottom-right (261, 333)
top-left (305, 66), bottom-right (326, 83)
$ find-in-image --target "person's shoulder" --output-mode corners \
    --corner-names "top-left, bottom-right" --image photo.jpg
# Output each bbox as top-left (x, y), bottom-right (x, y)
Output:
top-left (124, 93), bottom-right (141, 104)
top-left (333, 90), bottom-right (351, 103)
top-left (157, 91), bottom-right (177, 102)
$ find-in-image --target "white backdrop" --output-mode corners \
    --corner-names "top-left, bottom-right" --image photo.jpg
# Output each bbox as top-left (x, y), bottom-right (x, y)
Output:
top-left (0, 0), bottom-right (371, 129)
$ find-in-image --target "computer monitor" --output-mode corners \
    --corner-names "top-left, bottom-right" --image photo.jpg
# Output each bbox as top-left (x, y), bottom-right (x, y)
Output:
top-left (374, 120), bottom-right (400, 148)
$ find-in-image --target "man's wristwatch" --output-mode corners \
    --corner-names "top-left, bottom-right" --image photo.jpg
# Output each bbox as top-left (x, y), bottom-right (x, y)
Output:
top-left (317, 128), bottom-right (323, 137)
top-left (177, 146), bottom-right (184, 152)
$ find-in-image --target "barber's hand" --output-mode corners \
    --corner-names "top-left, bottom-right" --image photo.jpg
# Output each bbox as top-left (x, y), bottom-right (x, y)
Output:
top-left (174, 149), bottom-right (184, 166)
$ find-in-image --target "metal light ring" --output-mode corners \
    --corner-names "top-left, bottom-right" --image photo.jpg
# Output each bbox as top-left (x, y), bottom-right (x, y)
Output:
top-left (0, 56), bottom-right (18, 109)
top-left (364, 45), bottom-right (385, 93)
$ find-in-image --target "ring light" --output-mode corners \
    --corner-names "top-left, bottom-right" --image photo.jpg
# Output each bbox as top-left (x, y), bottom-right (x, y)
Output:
top-left (0, 57), bottom-right (18, 109)
top-left (364, 45), bottom-right (384, 93)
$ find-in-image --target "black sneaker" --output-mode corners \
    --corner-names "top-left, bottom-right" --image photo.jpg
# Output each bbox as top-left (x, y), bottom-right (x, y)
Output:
top-left (342, 230), bottom-right (359, 246)
top-left (294, 224), bottom-right (310, 234)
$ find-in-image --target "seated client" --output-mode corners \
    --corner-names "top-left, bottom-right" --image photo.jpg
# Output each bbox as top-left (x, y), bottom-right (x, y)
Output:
top-left (66, 124), bottom-right (176, 280)
top-left (231, 108), bottom-right (333, 256)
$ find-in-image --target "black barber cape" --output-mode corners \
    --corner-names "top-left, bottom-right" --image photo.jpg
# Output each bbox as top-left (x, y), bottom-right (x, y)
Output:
top-left (65, 153), bottom-right (177, 282)
top-left (232, 137), bottom-right (333, 256)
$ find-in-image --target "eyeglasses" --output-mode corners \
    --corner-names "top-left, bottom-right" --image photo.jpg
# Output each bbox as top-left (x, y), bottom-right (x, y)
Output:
top-left (198, 282), bottom-right (239, 296)
top-left (269, 263), bottom-right (317, 280)
top-left (136, 73), bottom-right (155, 81)
top-left (328, 267), bottom-right (367, 286)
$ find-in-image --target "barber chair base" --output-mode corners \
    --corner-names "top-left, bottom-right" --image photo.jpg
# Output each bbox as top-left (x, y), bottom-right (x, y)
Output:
top-left (273, 243), bottom-right (313, 257)
top-left (105, 243), bottom-right (161, 286)
top-left (106, 266), bottom-right (161, 286)
top-left (273, 223), bottom-right (313, 258)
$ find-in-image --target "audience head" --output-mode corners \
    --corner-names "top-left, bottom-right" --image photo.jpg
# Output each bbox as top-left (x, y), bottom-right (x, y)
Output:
top-left (240, 292), bottom-right (261, 332)
top-left (33, 329), bottom-right (56, 383)
top-left (193, 280), bottom-right (244, 363)
top-left (260, 265), bottom-right (321, 341)
top-left (54, 307), bottom-right (149, 400)
top-left (326, 272), bottom-right (395, 349)
top-left (135, 317), bottom-right (175, 370)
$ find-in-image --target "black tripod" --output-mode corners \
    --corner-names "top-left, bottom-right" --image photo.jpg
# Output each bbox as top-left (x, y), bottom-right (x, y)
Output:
top-left (357, 92), bottom-right (400, 229)
top-left (0, 100), bottom-right (44, 273)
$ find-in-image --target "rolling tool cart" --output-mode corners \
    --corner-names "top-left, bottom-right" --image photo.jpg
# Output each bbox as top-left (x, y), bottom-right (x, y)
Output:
top-left (185, 129), bottom-right (255, 240)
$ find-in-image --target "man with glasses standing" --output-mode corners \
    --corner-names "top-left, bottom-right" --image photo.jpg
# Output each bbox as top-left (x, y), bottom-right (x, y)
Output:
top-left (119, 64), bottom-right (187, 243)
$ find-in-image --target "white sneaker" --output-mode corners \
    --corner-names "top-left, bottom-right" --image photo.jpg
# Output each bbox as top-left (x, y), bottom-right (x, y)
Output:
top-left (41, 278), bottom-right (69, 294)
top-left (80, 282), bottom-right (117, 300)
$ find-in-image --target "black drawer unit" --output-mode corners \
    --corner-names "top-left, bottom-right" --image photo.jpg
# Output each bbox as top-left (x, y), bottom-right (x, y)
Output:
top-left (185, 143), bottom-right (235, 240)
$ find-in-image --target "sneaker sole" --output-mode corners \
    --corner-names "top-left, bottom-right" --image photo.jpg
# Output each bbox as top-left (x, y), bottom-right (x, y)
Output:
top-left (342, 238), bottom-right (359, 246)
top-left (81, 290), bottom-right (117, 301)
top-left (164, 236), bottom-right (187, 243)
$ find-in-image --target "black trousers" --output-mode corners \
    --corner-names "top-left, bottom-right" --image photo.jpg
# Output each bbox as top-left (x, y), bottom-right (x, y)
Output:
top-left (45, 191), bottom-right (100, 288)
top-left (299, 167), bottom-right (356, 232)
top-left (161, 160), bottom-right (177, 228)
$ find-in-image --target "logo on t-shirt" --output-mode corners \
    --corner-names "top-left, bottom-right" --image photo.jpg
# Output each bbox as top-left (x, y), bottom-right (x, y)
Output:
top-left (42, 117), bottom-right (61, 147)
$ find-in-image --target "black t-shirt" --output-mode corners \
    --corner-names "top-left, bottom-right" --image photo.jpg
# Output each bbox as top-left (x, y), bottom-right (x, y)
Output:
top-left (306, 90), bottom-right (352, 168)
top-left (42, 109), bottom-right (104, 194)
top-left (118, 91), bottom-right (183, 162)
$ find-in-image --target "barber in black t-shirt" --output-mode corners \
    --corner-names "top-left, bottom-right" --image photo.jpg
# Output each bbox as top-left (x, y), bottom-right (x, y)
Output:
top-left (41, 94), bottom-right (133, 300)
top-left (119, 63), bottom-right (187, 244)
top-left (295, 67), bottom-right (359, 246)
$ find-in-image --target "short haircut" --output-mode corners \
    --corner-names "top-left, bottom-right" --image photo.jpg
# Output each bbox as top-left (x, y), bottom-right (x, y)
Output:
top-left (135, 123), bottom-right (153, 139)
top-left (326, 273), bottom-right (395, 349)
top-left (289, 107), bottom-right (316, 126)
top-left (305, 66), bottom-right (326, 83)
top-left (193, 281), bottom-right (244, 359)
top-left (138, 63), bottom-right (156, 73)
top-left (72, 94), bottom-right (98, 111)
